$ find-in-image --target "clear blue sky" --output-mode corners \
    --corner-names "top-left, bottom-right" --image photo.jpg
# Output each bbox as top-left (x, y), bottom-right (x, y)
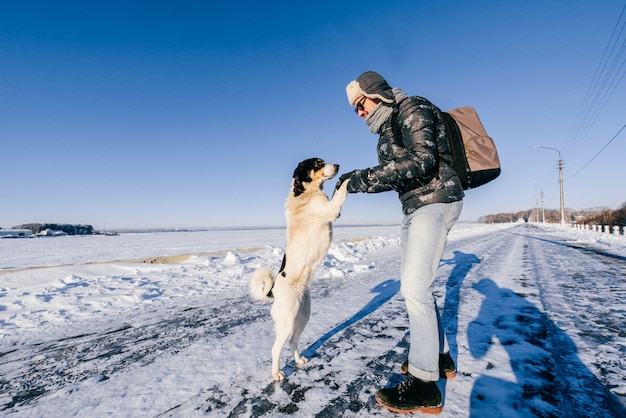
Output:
top-left (2, 1), bottom-right (625, 230)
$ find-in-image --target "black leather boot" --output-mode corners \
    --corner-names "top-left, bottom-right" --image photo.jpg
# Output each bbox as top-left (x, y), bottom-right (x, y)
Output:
top-left (376, 373), bottom-right (442, 414)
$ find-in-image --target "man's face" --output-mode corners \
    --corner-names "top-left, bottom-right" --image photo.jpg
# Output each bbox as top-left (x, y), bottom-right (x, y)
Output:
top-left (355, 96), bottom-right (378, 119)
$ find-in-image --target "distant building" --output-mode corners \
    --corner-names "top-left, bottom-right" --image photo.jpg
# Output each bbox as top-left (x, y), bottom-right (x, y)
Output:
top-left (0, 229), bottom-right (33, 238)
top-left (35, 229), bottom-right (68, 237)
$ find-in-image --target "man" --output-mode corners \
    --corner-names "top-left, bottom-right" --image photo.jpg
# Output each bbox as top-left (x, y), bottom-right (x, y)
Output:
top-left (339, 71), bottom-right (464, 414)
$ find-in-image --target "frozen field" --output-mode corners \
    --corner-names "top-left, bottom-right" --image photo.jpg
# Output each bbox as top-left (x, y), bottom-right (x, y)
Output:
top-left (1, 222), bottom-right (625, 417)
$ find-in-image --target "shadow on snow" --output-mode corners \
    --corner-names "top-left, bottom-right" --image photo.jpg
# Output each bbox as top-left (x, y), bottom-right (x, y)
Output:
top-left (467, 278), bottom-right (626, 417)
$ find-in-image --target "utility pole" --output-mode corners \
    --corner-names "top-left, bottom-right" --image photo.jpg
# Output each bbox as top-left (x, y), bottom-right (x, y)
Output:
top-left (534, 145), bottom-right (565, 226)
top-left (530, 183), bottom-right (545, 223)
top-left (535, 198), bottom-right (539, 223)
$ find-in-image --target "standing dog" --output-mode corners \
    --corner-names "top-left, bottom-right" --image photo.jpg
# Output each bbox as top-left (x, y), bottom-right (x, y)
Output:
top-left (250, 158), bottom-right (350, 381)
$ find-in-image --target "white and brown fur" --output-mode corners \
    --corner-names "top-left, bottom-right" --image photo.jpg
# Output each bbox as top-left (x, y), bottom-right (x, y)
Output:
top-left (250, 158), bottom-right (349, 381)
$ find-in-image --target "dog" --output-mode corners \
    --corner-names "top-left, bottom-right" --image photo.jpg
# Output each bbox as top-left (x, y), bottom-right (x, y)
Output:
top-left (250, 158), bottom-right (350, 381)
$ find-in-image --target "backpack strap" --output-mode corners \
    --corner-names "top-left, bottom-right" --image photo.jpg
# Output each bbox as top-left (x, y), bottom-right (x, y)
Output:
top-left (439, 111), bottom-right (459, 167)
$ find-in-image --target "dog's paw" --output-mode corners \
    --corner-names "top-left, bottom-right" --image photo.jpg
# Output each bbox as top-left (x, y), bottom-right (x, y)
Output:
top-left (273, 370), bottom-right (286, 381)
top-left (295, 356), bottom-right (309, 365)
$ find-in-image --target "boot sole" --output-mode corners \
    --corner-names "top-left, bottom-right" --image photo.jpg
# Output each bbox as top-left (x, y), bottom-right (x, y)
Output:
top-left (376, 394), bottom-right (443, 414)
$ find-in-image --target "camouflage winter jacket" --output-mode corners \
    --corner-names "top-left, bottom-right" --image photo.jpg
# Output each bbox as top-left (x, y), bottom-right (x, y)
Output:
top-left (358, 95), bottom-right (464, 215)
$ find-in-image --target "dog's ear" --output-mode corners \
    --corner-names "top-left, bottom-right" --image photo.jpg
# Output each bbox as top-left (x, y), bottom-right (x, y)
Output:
top-left (293, 161), bottom-right (311, 180)
top-left (292, 160), bottom-right (313, 197)
top-left (293, 178), bottom-right (305, 196)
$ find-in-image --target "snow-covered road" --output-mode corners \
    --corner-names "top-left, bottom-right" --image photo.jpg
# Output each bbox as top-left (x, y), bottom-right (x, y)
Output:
top-left (1, 223), bottom-right (625, 417)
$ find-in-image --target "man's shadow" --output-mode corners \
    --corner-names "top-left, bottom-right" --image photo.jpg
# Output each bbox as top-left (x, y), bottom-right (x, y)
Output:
top-left (468, 278), bottom-right (626, 417)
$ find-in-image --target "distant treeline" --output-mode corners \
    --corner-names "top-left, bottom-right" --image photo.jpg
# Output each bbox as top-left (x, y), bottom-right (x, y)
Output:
top-left (12, 223), bottom-right (94, 235)
top-left (479, 201), bottom-right (626, 226)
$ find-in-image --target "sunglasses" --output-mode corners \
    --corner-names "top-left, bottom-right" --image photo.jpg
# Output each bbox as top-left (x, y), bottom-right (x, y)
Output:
top-left (354, 96), bottom-right (367, 114)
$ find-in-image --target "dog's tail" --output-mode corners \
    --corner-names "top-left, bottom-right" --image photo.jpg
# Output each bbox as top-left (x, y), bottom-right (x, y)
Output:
top-left (250, 267), bottom-right (275, 301)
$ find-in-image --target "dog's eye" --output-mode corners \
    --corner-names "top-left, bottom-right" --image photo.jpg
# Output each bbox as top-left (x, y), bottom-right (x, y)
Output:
top-left (314, 160), bottom-right (325, 169)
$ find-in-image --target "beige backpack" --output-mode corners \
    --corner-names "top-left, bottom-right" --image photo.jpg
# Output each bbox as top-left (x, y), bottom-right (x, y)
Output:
top-left (442, 106), bottom-right (501, 190)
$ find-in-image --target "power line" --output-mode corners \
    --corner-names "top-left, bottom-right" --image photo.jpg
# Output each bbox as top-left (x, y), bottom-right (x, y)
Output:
top-left (562, 2), bottom-right (626, 158)
top-left (566, 122), bottom-right (626, 180)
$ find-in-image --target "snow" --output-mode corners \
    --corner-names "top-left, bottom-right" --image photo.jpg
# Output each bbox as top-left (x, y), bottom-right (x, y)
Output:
top-left (1, 222), bottom-right (625, 417)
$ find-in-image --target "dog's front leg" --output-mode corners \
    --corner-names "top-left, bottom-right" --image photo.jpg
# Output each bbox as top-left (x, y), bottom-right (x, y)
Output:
top-left (327, 179), bottom-right (350, 219)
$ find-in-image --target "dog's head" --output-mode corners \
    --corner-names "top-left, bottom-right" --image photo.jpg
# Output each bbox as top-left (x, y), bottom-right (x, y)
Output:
top-left (292, 158), bottom-right (339, 197)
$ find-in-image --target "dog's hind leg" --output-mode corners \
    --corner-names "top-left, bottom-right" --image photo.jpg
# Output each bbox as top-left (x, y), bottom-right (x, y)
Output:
top-left (290, 330), bottom-right (309, 366)
top-left (290, 291), bottom-right (311, 366)
top-left (271, 323), bottom-right (291, 381)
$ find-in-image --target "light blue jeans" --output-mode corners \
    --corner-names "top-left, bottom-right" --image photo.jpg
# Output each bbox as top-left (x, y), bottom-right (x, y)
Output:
top-left (401, 201), bottom-right (463, 381)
